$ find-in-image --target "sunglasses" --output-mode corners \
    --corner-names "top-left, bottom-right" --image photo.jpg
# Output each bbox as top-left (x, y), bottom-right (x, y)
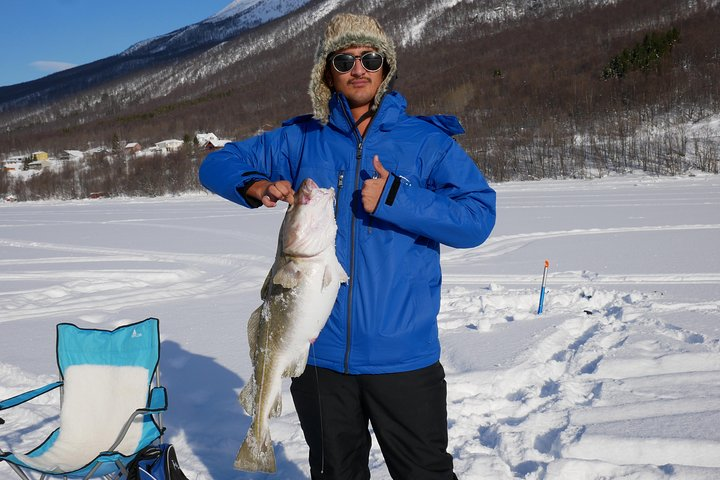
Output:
top-left (330, 52), bottom-right (384, 73)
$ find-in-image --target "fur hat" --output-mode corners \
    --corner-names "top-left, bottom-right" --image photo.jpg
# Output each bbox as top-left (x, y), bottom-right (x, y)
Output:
top-left (309, 13), bottom-right (397, 123)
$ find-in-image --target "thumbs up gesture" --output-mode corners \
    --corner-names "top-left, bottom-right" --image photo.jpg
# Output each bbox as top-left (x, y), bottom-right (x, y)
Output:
top-left (362, 155), bottom-right (390, 214)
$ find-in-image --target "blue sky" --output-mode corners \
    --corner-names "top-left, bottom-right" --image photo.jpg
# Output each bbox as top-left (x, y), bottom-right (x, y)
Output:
top-left (0, 0), bottom-right (232, 87)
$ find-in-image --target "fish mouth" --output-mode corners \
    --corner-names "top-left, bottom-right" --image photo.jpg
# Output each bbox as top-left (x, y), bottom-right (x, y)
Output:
top-left (302, 178), bottom-right (319, 190)
top-left (297, 179), bottom-right (316, 204)
top-left (298, 178), bottom-right (333, 205)
top-left (282, 178), bottom-right (337, 256)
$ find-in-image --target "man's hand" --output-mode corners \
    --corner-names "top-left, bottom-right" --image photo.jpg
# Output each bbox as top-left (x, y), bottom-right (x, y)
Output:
top-left (362, 155), bottom-right (389, 214)
top-left (248, 180), bottom-right (295, 207)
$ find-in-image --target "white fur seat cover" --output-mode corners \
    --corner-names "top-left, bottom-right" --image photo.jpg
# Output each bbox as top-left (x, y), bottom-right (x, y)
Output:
top-left (15, 364), bottom-right (148, 473)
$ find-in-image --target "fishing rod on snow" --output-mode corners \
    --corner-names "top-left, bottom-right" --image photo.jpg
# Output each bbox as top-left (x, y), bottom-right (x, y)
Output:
top-left (537, 260), bottom-right (549, 314)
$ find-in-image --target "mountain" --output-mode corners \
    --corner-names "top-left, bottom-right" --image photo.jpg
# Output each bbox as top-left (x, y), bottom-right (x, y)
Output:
top-left (0, 0), bottom-right (311, 114)
top-left (120, 0), bottom-right (311, 58)
top-left (0, 0), bottom-right (651, 121)
top-left (0, 0), bottom-right (618, 123)
top-left (1, 0), bottom-right (718, 181)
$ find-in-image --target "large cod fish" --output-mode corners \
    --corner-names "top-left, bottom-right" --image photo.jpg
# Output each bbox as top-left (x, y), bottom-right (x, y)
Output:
top-left (235, 178), bottom-right (348, 473)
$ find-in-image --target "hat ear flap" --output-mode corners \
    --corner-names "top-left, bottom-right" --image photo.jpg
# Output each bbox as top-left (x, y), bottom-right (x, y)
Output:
top-left (324, 67), bottom-right (334, 89)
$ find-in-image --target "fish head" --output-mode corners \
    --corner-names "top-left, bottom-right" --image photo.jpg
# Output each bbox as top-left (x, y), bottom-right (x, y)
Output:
top-left (281, 178), bottom-right (337, 257)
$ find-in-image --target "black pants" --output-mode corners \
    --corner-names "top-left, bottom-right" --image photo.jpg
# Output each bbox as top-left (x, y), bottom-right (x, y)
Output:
top-left (290, 362), bottom-right (457, 480)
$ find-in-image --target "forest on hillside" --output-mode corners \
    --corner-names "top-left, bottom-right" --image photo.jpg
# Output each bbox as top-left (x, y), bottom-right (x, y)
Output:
top-left (1, 0), bottom-right (718, 200)
top-left (0, 149), bottom-right (202, 202)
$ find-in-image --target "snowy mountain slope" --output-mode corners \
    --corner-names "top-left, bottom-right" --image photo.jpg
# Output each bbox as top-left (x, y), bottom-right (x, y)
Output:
top-left (121, 0), bottom-right (311, 57)
top-left (3, 0), bottom-right (707, 127)
top-left (396, 0), bottom-right (620, 46)
top-left (211, 0), bottom-right (265, 21)
top-left (2, 0), bottom-right (718, 184)
top-left (209, 0), bottom-right (293, 23)
top-left (0, 0), bottom-right (312, 114)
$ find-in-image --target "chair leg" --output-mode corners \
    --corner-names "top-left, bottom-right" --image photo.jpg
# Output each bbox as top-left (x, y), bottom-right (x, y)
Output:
top-left (115, 459), bottom-right (129, 477)
top-left (155, 369), bottom-right (164, 442)
top-left (5, 462), bottom-right (32, 480)
top-left (83, 462), bottom-right (103, 480)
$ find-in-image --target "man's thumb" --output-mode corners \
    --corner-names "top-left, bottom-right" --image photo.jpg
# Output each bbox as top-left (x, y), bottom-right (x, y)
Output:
top-left (373, 155), bottom-right (389, 178)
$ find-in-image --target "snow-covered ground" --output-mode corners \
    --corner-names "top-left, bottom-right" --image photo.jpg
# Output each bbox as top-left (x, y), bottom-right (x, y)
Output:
top-left (1, 172), bottom-right (719, 479)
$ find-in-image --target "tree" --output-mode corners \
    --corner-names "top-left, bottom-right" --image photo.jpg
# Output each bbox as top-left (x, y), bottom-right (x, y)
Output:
top-left (602, 27), bottom-right (680, 79)
top-left (112, 133), bottom-right (121, 153)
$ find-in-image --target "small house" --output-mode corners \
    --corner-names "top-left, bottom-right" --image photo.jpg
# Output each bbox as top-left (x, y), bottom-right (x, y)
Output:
top-left (59, 150), bottom-right (84, 162)
top-left (124, 142), bottom-right (142, 153)
top-left (196, 132), bottom-right (232, 150)
top-left (84, 146), bottom-right (110, 155)
top-left (32, 151), bottom-right (49, 161)
top-left (204, 139), bottom-right (231, 150)
top-left (28, 159), bottom-right (51, 171)
top-left (195, 133), bottom-right (218, 147)
top-left (154, 139), bottom-right (184, 153)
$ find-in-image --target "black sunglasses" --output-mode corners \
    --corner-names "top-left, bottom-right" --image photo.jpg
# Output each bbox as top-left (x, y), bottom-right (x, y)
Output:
top-left (330, 52), bottom-right (384, 73)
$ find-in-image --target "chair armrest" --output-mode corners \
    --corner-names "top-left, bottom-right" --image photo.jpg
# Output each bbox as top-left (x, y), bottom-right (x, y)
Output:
top-left (104, 386), bottom-right (167, 452)
top-left (145, 386), bottom-right (167, 413)
top-left (0, 381), bottom-right (63, 411)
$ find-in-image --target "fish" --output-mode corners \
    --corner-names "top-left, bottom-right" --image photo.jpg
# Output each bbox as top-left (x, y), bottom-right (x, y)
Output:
top-left (234, 178), bottom-right (348, 473)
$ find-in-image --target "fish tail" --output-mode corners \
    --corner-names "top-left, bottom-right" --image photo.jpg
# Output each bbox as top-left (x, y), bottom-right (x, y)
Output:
top-left (234, 427), bottom-right (276, 473)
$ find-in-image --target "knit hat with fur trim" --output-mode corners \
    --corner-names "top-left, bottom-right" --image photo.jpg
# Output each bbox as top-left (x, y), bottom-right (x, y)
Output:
top-left (309, 13), bottom-right (397, 123)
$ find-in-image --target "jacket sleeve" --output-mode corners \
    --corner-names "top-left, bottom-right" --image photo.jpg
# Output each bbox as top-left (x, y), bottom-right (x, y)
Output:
top-left (372, 137), bottom-right (496, 249)
top-left (198, 127), bottom-right (293, 208)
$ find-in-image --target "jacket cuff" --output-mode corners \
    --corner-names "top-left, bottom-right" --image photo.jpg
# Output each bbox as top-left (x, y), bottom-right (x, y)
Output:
top-left (236, 183), bottom-right (262, 208)
top-left (373, 174), bottom-right (401, 215)
top-left (384, 174), bottom-right (401, 207)
top-left (236, 172), bottom-right (269, 209)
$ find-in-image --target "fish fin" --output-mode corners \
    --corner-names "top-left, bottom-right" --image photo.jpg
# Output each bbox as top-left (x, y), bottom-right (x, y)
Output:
top-left (283, 348), bottom-right (310, 378)
top-left (261, 255), bottom-right (291, 299)
top-left (339, 264), bottom-right (349, 283)
top-left (238, 377), bottom-right (256, 415)
top-left (234, 429), bottom-right (276, 473)
top-left (259, 269), bottom-right (273, 299)
top-left (321, 262), bottom-right (349, 291)
top-left (272, 261), bottom-right (303, 288)
top-left (247, 306), bottom-right (262, 361)
top-left (322, 265), bottom-right (333, 290)
top-left (270, 392), bottom-right (282, 418)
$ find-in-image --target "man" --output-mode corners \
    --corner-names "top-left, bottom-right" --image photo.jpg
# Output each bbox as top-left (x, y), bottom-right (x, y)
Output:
top-left (199, 13), bottom-right (496, 480)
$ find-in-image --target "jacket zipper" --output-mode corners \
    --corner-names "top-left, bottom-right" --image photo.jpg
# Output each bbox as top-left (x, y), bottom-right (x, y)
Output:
top-left (344, 141), bottom-right (364, 372)
top-left (341, 100), bottom-right (368, 373)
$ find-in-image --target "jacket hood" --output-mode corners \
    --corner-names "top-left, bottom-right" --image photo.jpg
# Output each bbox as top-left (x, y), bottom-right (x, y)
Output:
top-left (309, 13), bottom-right (397, 124)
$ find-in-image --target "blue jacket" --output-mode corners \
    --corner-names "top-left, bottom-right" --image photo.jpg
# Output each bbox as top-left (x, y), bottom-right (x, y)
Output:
top-left (199, 91), bottom-right (496, 374)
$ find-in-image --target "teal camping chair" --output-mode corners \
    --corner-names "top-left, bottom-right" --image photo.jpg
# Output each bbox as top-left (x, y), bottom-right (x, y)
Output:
top-left (0, 318), bottom-right (167, 479)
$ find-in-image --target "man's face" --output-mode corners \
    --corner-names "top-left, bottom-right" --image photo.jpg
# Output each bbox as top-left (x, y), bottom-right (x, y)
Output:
top-left (328, 46), bottom-right (385, 110)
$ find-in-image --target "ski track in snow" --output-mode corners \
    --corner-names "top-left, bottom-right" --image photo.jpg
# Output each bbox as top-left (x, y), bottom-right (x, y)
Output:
top-left (442, 224), bottom-right (720, 264)
top-left (0, 237), bottom-right (268, 324)
top-left (1, 174), bottom-right (719, 479)
top-left (439, 282), bottom-right (720, 478)
top-left (0, 204), bottom-right (283, 325)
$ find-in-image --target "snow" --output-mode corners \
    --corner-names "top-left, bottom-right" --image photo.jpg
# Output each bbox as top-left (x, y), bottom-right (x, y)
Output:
top-left (207, 0), bottom-right (314, 27)
top-left (209, 0), bottom-right (267, 22)
top-left (401, 0), bottom-right (465, 46)
top-left (1, 172), bottom-right (719, 479)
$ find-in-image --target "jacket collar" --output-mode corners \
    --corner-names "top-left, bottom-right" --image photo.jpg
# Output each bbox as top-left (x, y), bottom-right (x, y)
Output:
top-left (327, 91), bottom-right (406, 135)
